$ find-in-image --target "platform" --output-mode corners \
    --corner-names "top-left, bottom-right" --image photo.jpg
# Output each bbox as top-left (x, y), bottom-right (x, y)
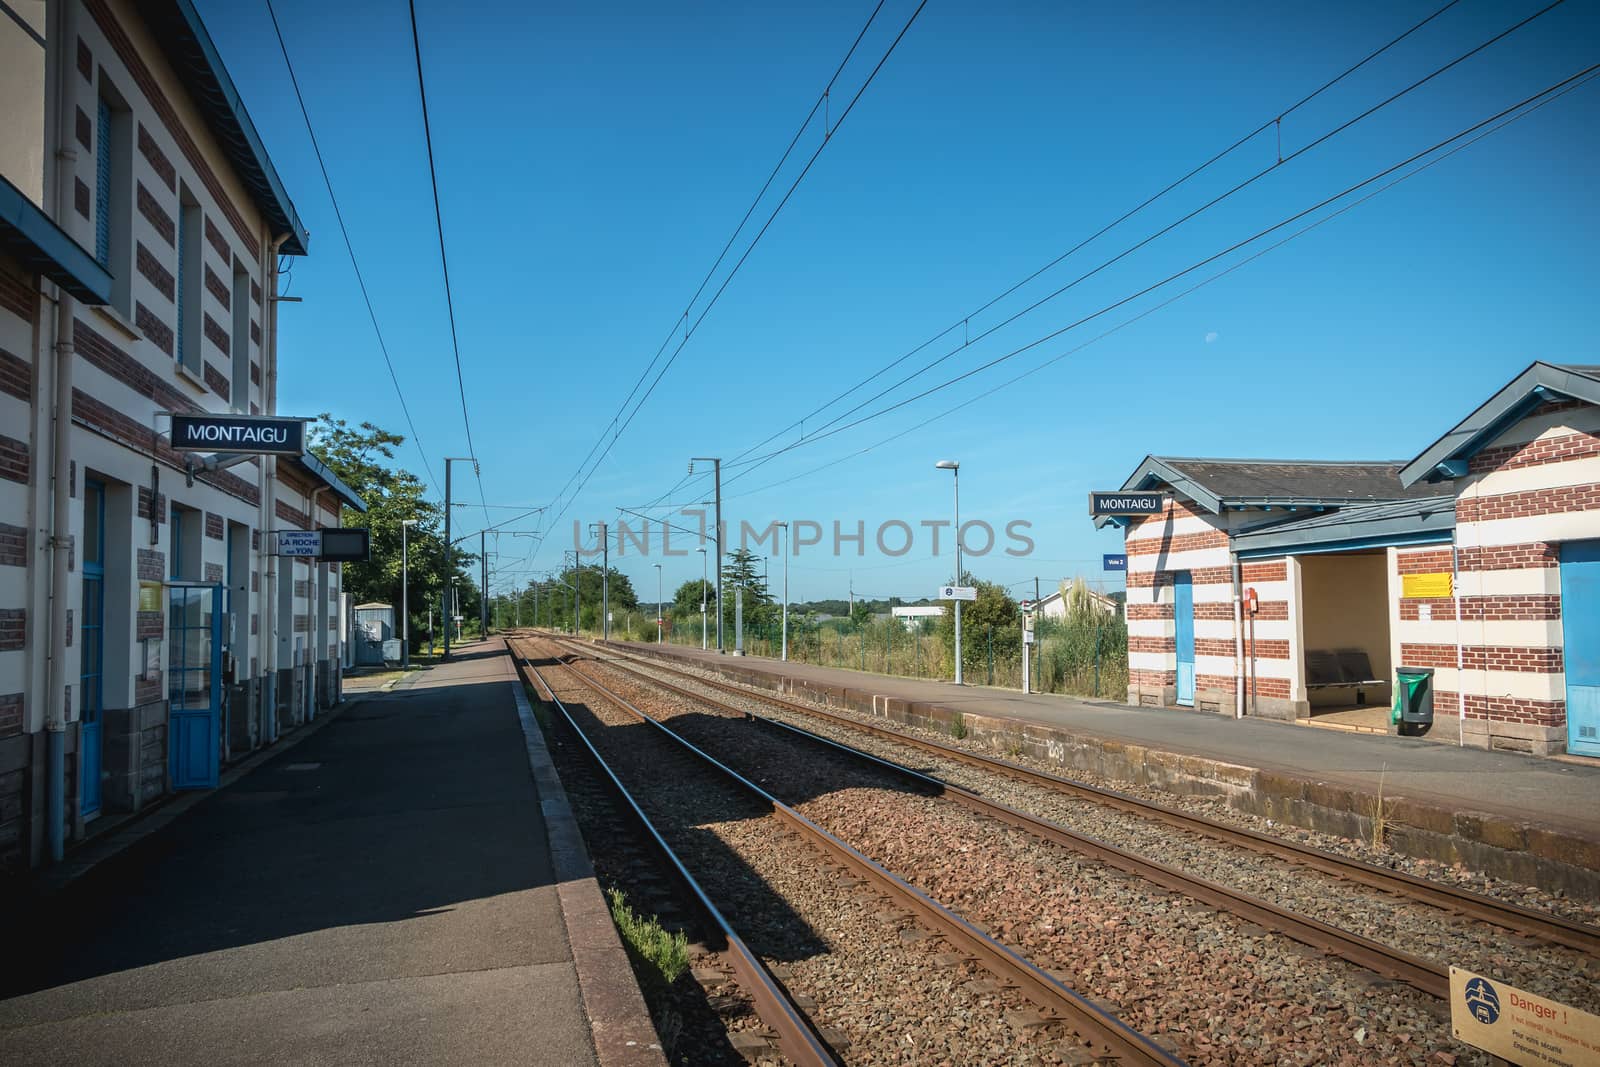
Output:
top-left (0, 641), bottom-right (662, 1066)
top-left (604, 637), bottom-right (1600, 897)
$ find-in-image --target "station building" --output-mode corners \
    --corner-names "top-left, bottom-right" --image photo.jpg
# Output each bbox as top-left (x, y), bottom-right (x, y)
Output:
top-left (1, 0), bottom-right (363, 875)
top-left (1103, 362), bottom-right (1600, 760)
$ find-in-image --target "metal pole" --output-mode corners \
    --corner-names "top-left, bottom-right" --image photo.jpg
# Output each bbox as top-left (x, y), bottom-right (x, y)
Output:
top-left (480, 529), bottom-right (487, 637)
top-left (443, 459), bottom-right (453, 662)
top-left (601, 523), bottom-right (608, 640)
top-left (779, 522), bottom-right (789, 662)
top-left (713, 460), bottom-right (722, 652)
top-left (1034, 576), bottom-right (1041, 693)
top-left (655, 563), bottom-right (663, 644)
top-left (699, 547), bottom-right (708, 650)
top-left (401, 520), bottom-right (410, 669)
top-left (954, 467), bottom-right (963, 684)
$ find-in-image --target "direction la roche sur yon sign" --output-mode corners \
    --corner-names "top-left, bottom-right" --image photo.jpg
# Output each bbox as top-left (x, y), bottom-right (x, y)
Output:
top-left (171, 414), bottom-right (306, 455)
top-left (939, 585), bottom-right (978, 601)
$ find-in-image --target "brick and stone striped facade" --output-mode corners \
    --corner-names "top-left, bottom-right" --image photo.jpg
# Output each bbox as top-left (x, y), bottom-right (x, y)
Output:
top-left (0, 0), bottom-right (350, 871)
top-left (1119, 383), bottom-right (1600, 757)
top-left (1391, 400), bottom-right (1600, 755)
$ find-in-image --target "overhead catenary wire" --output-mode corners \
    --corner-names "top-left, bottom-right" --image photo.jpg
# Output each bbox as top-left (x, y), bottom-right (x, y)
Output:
top-left (631, 0), bottom-right (1523, 511)
top-left (264, 0), bottom-right (440, 497)
top-left (534, 0), bottom-right (931, 550)
top-left (745, 0), bottom-right (1569, 460)
top-left (534, 2), bottom-right (892, 523)
top-left (723, 0), bottom-right (1471, 469)
top-left (717, 61), bottom-right (1600, 501)
top-left (407, 0), bottom-right (490, 528)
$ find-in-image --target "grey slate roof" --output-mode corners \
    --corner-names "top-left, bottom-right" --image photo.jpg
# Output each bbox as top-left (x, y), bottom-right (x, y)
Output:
top-left (1400, 362), bottom-right (1600, 486)
top-left (1120, 455), bottom-right (1453, 514)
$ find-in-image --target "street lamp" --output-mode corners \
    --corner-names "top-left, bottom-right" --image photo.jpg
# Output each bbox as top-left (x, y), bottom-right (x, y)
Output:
top-left (654, 562), bottom-right (663, 645)
top-left (696, 546), bottom-right (708, 651)
top-left (400, 519), bottom-right (418, 669)
top-left (936, 459), bottom-right (963, 685)
top-left (775, 522), bottom-right (789, 661)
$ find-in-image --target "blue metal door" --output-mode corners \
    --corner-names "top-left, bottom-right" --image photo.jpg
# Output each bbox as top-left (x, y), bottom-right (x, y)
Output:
top-left (1174, 572), bottom-right (1195, 706)
top-left (169, 583), bottom-right (222, 789)
top-left (1561, 540), bottom-right (1600, 757)
top-left (80, 480), bottom-right (105, 816)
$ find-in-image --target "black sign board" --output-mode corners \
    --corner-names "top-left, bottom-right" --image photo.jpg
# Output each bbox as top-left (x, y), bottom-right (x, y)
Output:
top-left (319, 527), bottom-right (370, 563)
top-left (1089, 491), bottom-right (1169, 516)
top-left (171, 414), bottom-right (305, 455)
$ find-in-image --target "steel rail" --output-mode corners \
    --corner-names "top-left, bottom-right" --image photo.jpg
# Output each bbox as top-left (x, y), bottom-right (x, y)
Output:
top-left (561, 640), bottom-right (1451, 999)
top-left (530, 638), bottom-right (1185, 1066)
top-left (596, 636), bottom-right (1600, 959)
top-left (512, 643), bottom-right (841, 1067)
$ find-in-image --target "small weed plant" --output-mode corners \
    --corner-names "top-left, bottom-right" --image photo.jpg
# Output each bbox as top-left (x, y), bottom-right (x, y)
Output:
top-left (949, 711), bottom-right (969, 740)
top-left (607, 887), bottom-right (689, 991)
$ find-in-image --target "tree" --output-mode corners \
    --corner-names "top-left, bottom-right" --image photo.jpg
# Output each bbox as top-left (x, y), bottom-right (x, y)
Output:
top-left (672, 578), bottom-right (709, 619)
top-left (721, 547), bottom-right (776, 634)
top-left (938, 572), bottom-right (1019, 675)
top-left (307, 415), bottom-right (474, 651)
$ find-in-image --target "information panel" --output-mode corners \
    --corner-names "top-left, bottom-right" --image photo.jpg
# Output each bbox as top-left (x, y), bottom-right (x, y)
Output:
top-left (171, 414), bottom-right (306, 455)
top-left (1402, 572), bottom-right (1453, 599)
top-left (1089, 491), bottom-right (1169, 516)
top-left (274, 530), bottom-right (322, 557)
top-left (1450, 966), bottom-right (1600, 1065)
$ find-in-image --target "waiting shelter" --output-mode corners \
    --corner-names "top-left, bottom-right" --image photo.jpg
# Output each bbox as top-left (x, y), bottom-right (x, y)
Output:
top-left (1100, 362), bottom-right (1600, 759)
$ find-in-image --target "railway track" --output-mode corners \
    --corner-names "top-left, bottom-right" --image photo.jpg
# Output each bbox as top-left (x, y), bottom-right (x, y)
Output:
top-left (514, 636), bottom-right (1184, 1066)
top-left (550, 635), bottom-right (1451, 1002)
top-left (585, 634), bottom-right (1600, 961)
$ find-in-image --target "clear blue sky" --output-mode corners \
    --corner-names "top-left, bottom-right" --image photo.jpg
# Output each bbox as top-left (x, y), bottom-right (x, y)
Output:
top-left (197, 0), bottom-right (1598, 605)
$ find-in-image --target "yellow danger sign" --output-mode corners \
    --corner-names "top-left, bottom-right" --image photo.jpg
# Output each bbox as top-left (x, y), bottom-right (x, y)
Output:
top-left (1402, 572), bottom-right (1453, 599)
top-left (1451, 967), bottom-right (1600, 1066)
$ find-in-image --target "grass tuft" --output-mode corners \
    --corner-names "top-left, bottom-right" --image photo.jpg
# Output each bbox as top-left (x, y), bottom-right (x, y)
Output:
top-left (607, 887), bottom-right (689, 991)
top-left (949, 710), bottom-right (968, 740)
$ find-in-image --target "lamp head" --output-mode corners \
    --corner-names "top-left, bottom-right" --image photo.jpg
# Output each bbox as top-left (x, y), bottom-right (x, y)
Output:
top-left (935, 459), bottom-right (959, 471)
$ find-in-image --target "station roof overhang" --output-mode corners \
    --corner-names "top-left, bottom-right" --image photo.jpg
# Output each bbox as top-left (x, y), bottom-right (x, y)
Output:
top-left (0, 175), bottom-right (112, 303)
top-left (1400, 362), bottom-right (1600, 487)
top-left (141, 0), bottom-right (309, 255)
top-left (284, 450), bottom-right (367, 514)
top-left (1230, 497), bottom-right (1455, 559)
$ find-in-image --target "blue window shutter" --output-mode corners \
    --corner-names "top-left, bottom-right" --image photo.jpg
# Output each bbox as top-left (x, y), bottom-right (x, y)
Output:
top-left (95, 99), bottom-right (111, 266)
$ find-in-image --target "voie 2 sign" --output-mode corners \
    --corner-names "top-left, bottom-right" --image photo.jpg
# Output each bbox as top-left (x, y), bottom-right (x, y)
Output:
top-left (171, 414), bottom-right (306, 456)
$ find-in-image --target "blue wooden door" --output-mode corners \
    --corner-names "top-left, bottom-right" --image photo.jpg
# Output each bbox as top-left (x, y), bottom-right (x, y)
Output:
top-left (80, 480), bottom-right (106, 816)
top-left (1561, 540), bottom-right (1600, 757)
top-left (169, 583), bottom-right (222, 789)
top-left (1174, 572), bottom-right (1195, 706)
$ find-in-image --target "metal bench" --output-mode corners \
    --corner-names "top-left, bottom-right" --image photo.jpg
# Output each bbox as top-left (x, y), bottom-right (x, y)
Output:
top-left (1305, 648), bottom-right (1385, 705)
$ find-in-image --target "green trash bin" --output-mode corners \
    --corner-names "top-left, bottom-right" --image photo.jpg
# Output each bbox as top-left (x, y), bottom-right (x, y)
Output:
top-left (1392, 666), bottom-right (1435, 735)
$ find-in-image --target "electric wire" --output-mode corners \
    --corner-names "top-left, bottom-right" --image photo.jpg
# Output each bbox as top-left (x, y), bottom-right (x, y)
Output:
top-left (632, 0), bottom-right (1512, 510)
top-left (407, 0), bottom-right (491, 527)
top-left (718, 62), bottom-right (1600, 501)
top-left (723, 0), bottom-right (1470, 468)
top-left (756, 0), bottom-right (1568, 457)
top-left (264, 0), bottom-right (440, 496)
top-left (535, 0), bottom-right (930, 551)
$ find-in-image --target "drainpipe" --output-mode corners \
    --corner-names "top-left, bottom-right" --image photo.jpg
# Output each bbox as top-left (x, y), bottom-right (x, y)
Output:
top-left (1452, 536), bottom-right (1466, 747)
top-left (1231, 555), bottom-right (1245, 719)
top-left (307, 485), bottom-right (327, 719)
top-left (258, 231), bottom-right (290, 743)
top-left (44, 0), bottom-right (80, 863)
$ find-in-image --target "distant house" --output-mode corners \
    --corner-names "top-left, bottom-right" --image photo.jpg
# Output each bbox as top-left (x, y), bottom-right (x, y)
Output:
top-left (1034, 588), bottom-right (1120, 620)
top-left (891, 605), bottom-right (944, 631)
